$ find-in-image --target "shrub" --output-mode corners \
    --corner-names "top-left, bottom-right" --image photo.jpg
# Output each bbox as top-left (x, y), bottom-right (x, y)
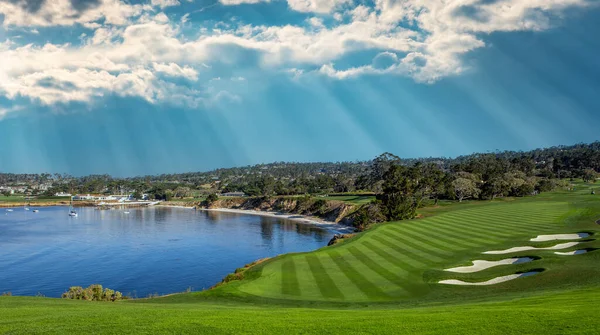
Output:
top-left (309, 199), bottom-right (328, 215)
top-left (351, 202), bottom-right (385, 231)
top-left (62, 284), bottom-right (127, 301)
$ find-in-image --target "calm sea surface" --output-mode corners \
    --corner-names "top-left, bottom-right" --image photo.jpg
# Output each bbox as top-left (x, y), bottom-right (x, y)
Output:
top-left (0, 206), bottom-right (329, 297)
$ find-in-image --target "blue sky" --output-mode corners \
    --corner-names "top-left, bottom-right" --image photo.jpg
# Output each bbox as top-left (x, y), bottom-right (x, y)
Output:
top-left (0, 0), bottom-right (599, 176)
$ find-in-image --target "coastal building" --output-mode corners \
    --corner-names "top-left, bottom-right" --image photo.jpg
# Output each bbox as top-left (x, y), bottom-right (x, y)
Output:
top-left (55, 192), bottom-right (72, 197)
top-left (110, 195), bottom-right (134, 202)
top-left (0, 187), bottom-right (15, 195)
top-left (73, 194), bottom-right (98, 201)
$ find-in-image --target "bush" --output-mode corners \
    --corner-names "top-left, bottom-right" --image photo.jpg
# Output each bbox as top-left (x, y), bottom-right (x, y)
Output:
top-left (206, 193), bottom-right (219, 203)
top-left (351, 202), bottom-right (386, 231)
top-left (309, 199), bottom-right (328, 215)
top-left (61, 284), bottom-right (127, 301)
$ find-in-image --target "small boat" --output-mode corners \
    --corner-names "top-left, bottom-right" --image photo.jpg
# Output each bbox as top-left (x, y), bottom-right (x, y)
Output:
top-left (24, 206), bottom-right (30, 211)
top-left (33, 209), bottom-right (39, 213)
top-left (68, 197), bottom-right (78, 217)
top-left (123, 211), bottom-right (130, 214)
top-left (6, 209), bottom-right (13, 212)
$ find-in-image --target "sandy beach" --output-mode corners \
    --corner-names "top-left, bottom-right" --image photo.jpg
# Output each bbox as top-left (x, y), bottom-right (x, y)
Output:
top-left (199, 208), bottom-right (355, 234)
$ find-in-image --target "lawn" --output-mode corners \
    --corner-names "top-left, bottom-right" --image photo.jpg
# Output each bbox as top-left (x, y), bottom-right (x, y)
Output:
top-left (320, 194), bottom-right (376, 205)
top-left (1, 182), bottom-right (599, 333)
top-left (0, 195), bottom-right (70, 203)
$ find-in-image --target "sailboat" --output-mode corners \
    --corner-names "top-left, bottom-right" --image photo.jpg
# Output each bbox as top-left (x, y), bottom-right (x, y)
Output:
top-left (68, 197), bottom-right (78, 217)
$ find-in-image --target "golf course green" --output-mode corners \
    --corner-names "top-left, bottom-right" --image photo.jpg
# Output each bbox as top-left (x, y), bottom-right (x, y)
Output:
top-left (2, 182), bottom-right (599, 334)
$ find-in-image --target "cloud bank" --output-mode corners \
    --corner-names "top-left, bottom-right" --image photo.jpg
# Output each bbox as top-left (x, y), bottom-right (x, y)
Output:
top-left (0, 0), bottom-right (595, 116)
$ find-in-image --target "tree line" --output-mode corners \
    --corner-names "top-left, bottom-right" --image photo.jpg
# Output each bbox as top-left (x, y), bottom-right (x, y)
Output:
top-left (1, 142), bottom-right (598, 202)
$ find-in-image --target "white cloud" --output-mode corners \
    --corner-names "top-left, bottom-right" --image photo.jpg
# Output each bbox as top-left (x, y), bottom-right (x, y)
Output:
top-left (151, 0), bottom-right (181, 9)
top-left (286, 0), bottom-right (350, 13)
top-left (152, 62), bottom-right (198, 80)
top-left (0, 0), bottom-right (147, 27)
top-left (0, 0), bottom-right (596, 114)
top-left (219, 0), bottom-right (270, 5)
top-left (181, 13), bottom-right (190, 23)
top-left (154, 12), bottom-right (170, 23)
top-left (307, 17), bottom-right (325, 28)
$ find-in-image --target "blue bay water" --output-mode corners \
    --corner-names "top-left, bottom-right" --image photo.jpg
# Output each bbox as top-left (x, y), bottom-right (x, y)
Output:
top-left (0, 206), bottom-right (329, 297)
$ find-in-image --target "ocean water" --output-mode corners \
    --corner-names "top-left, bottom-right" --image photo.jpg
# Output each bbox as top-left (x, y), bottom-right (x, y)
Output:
top-left (0, 206), bottom-right (329, 297)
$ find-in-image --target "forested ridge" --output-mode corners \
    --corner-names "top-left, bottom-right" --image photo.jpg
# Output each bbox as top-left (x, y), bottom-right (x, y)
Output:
top-left (2, 142), bottom-right (599, 205)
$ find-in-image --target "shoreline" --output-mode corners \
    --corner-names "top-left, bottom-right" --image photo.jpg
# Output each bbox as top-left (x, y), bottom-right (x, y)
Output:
top-left (0, 202), bottom-right (354, 234)
top-left (156, 205), bottom-right (195, 209)
top-left (199, 208), bottom-right (355, 234)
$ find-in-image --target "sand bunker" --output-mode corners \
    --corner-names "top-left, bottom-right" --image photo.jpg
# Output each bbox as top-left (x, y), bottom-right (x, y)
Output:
top-left (554, 250), bottom-right (588, 255)
top-left (530, 233), bottom-right (589, 242)
top-left (445, 257), bottom-right (534, 273)
top-left (439, 271), bottom-right (541, 286)
top-left (483, 242), bottom-right (579, 254)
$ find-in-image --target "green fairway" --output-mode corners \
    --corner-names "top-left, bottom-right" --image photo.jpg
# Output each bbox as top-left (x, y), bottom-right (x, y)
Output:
top-left (235, 199), bottom-right (593, 303)
top-left (1, 182), bottom-right (600, 333)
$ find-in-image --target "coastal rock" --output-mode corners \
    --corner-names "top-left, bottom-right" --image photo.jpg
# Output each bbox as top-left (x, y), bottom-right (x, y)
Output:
top-left (327, 234), bottom-right (355, 246)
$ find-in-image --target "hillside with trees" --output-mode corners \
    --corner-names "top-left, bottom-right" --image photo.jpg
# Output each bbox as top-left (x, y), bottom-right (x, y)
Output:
top-left (1, 142), bottom-right (599, 222)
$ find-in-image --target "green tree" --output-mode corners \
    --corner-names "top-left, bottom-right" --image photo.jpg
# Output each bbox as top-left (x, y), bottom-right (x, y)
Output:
top-left (452, 177), bottom-right (480, 202)
top-left (377, 165), bottom-right (419, 221)
top-left (582, 169), bottom-right (598, 183)
top-left (206, 193), bottom-right (219, 203)
top-left (132, 190), bottom-right (142, 200)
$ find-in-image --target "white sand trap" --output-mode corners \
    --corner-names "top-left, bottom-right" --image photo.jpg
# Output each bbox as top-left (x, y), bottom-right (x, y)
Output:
top-left (483, 242), bottom-right (579, 254)
top-left (530, 233), bottom-right (589, 242)
top-left (555, 250), bottom-right (588, 255)
top-left (439, 271), bottom-right (540, 286)
top-left (445, 257), bottom-right (534, 273)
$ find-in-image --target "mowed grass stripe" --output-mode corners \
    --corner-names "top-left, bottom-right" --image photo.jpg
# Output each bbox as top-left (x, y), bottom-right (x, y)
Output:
top-left (416, 222), bottom-right (511, 246)
top-left (382, 229), bottom-right (454, 257)
top-left (347, 246), bottom-right (411, 295)
top-left (443, 211), bottom-right (559, 229)
top-left (460, 209), bottom-right (567, 220)
top-left (385, 228), bottom-right (463, 253)
top-left (396, 223), bottom-right (496, 248)
top-left (305, 255), bottom-right (344, 300)
top-left (371, 233), bottom-right (446, 263)
top-left (387, 225), bottom-right (483, 249)
top-left (452, 211), bottom-right (557, 228)
top-left (443, 205), bottom-right (564, 217)
top-left (452, 204), bottom-right (566, 216)
top-left (281, 258), bottom-right (300, 296)
top-left (427, 215), bottom-right (550, 235)
top-left (436, 212), bottom-right (553, 229)
top-left (420, 218), bottom-right (517, 239)
top-left (361, 240), bottom-right (422, 272)
top-left (369, 234), bottom-right (445, 264)
top-left (327, 251), bottom-right (391, 300)
top-left (292, 256), bottom-right (323, 300)
top-left (409, 219), bottom-right (506, 242)
top-left (453, 208), bottom-right (563, 218)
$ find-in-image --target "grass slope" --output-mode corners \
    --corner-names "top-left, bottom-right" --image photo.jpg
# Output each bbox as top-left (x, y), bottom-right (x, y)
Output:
top-left (1, 288), bottom-right (598, 334)
top-left (1, 182), bottom-right (600, 333)
top-left (235, 199), bottom-right (590, 303)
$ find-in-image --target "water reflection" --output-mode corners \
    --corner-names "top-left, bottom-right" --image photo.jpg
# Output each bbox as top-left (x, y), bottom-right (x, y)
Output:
top-left (0, 206), bottom-right (329, 297)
